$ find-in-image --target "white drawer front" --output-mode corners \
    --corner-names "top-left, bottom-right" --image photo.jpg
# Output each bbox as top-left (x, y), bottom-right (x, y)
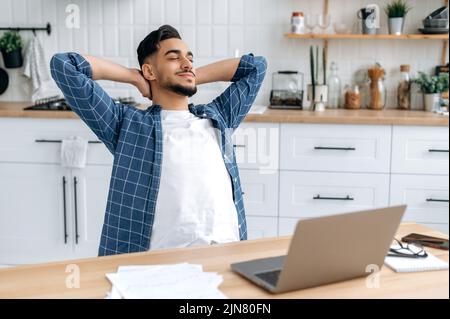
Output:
top-left (240, 169), bottom-right (278, 217)
top-left (390, 174), bottom-right (449, 224)
top-left (280, 124), bottom-right (391, 173)
top-left (246, 216), bottom-right (278, 240)
top-left (279, 171), bottom-right (390, 218)
top-left (233, 123), bottom-right (279, 170)
top-left (0, 118), bottom-right (113, 165)
top-left (392, 126), bottom-right (449, 175)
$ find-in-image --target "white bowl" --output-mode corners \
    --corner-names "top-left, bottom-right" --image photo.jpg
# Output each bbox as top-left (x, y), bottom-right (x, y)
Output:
top-left (333, 22), bottom-right (351, 34)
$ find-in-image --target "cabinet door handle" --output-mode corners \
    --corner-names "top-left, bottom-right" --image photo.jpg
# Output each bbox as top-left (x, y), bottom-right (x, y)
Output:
top-left (313, 195), bottom-right (355, 201)
top-left (73, 177), bottom-right (80, 244)
top-left (35, 139), bottom-right (101, 144)
top-left (62, 176), bottom-right (68, 244)
top-left (314, 146), bottom-right (356, 151)
top-left (428, 149), bottom-right (449, 153)
top-left (426, 198), bottom-right (449, 203)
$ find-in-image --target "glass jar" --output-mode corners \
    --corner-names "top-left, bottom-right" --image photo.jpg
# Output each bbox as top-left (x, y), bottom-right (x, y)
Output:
top-left (397, 64), bottom-right (411, 110)
top-left (366, 65), bottom-right (387, 110)
top-left (327, 62), bottom-right (342, 108)
top-left (291, 12), bottom-right (305, 34)
top-left (344, 85), bottom-right (361, 109)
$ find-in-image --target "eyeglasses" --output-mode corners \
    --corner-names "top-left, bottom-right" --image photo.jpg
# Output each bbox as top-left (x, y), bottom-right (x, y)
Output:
top-left (387, 238), bottom-right (428, 259)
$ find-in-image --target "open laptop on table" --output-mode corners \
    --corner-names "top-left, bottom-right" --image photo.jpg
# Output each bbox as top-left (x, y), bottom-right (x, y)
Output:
top-left (231, 205), bottom-right (406, 294)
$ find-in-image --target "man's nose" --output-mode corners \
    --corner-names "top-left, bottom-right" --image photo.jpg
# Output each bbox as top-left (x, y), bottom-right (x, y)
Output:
top-left (180, 58), bottom-right (192, 70)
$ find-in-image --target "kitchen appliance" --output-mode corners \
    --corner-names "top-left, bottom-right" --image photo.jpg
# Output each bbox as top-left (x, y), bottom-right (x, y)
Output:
top-left (269, 71), bottom-right (304, 109)
top-left (23, 95), bottom-right (139, 111)
top-left (357, 4), bottom-right (380, 35)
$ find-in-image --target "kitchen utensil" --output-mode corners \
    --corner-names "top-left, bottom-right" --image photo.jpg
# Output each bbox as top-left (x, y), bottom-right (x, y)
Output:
top-left (418, 27), bottom-right (449, 34)
top-left (333, 22), bottom-right (351, 34)
top-left (423, 18), bottom-right (449, 28)
top-left (0, 67), bottom-right (8, 94)
top-left (357, 4), bottom-right (380, 35)
top-left (425, 6), bottom-right (448, 20)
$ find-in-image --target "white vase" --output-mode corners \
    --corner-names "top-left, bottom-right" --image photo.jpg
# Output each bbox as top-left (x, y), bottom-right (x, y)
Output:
top-left (423, 93), bottom-right (441, 112)
top-left (388, 17), bottom-right (404, 35)
top-left (307, 84), bottom-right (328, 111)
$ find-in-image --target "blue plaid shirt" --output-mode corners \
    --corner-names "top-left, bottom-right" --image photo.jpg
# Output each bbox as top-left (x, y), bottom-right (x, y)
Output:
top-left (50, 52), bottom-right (267, 256)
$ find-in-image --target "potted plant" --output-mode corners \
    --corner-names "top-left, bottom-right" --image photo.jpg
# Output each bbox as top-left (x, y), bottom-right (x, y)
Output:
top-left (413, 72), bottom-right (449, 112)
top-left (0, 31), bottom-right (23, 68)
top-left (384, 0), bottom-right (412, 35)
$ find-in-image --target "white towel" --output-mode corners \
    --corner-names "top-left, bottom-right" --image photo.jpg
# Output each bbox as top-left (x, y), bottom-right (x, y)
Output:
top-left (61, 137), bottom-right (88, 169)
top-left (23, 35), bottom-right (52, 101)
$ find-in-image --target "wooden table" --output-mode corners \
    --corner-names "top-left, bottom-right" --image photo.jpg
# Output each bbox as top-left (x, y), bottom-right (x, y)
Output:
top-left (0, 223), bottom-right (447, 299)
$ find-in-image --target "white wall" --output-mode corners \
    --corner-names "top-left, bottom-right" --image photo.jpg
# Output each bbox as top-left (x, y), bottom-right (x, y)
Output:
top-left (0, 0), bottom-right (448, 108)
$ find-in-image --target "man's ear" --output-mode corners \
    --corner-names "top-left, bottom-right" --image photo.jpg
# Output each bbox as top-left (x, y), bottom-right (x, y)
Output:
top-left (141, 63), bottom-right (157, 81)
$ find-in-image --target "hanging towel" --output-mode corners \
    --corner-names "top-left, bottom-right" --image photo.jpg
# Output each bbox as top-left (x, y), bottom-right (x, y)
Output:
top-left (23, 35), bottom-right (52, 101)
top-left (61, 137), bottom-right (88, 168)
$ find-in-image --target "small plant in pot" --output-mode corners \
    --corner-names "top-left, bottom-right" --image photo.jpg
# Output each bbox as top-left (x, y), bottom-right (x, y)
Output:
top-left (384, 0), bottom-right (412, 35)
top-left (0, 31), bottom-right (23, 69)
top-left (413, 72), bottom-right (449, 112)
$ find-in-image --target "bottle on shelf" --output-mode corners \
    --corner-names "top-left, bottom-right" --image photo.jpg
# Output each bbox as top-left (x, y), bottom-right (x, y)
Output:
top-left (327, 61), bottom-right (342, 108)
top-left (397, 64), bottom-right (412, 110)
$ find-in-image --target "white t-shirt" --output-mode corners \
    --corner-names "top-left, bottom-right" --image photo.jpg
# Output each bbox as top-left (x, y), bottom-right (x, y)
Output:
top-left (149, 110), bottom-right (240, 250)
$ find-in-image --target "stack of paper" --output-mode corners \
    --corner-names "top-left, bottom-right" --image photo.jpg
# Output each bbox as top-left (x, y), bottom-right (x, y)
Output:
top-left (105, 263), bottom-right (227, 299)
top-left (385, 252), bottom-right (449, 273)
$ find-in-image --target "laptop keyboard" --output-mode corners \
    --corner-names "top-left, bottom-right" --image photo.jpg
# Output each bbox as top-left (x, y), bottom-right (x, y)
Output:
top-left (254, 269), bottom-right (282, 286)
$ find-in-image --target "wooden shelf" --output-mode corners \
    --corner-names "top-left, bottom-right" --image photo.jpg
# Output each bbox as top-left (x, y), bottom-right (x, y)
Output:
top-left (285, 33), bottom-right (449, 40)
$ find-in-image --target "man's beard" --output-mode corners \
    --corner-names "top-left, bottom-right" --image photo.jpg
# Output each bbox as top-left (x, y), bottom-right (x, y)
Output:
top-left (168, 84), bottom-right (197, 97)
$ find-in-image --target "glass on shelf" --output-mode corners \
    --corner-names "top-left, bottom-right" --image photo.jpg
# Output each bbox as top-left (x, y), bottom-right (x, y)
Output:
top-left (305, 13), bottom-right (317, 34)
top-left (318, 14), bottom-right (331, 34)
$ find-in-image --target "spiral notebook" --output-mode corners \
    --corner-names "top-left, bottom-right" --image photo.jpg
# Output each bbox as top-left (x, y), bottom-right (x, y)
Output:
top-left (385, 252), bottom-right (449, 273)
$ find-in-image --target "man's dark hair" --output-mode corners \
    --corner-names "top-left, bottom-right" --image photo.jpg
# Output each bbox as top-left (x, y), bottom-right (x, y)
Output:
top-left (137, 25), bottom-right (181, 67)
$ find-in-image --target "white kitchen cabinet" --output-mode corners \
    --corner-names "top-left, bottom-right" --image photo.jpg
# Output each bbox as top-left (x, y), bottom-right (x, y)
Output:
top-left (279, 171), bottom-right (390, 218)
top-left (239, 169), bottom-right (278, 217)
top-left (69, 166), bottom-right (112, 259)
top-left (233, 123), bottom-right (279, 171)
top-left (0, 118), bottom-right (112, 165)
top-left (0, 163), bottom-right (112, 265)
top-left (390, 174), bottom-right (449, 233)
top-left (246, 216), bottom-right (278, 240)
top-left (0, 118), bottom-right (113, 265)
top-left (0, 163), bottom-right (71, 264)
top-left (280, 124), bottom-right (391, 173)
top-left (279, 217), bottom-right (305, 236)
top-left (391, 125), bottom-right (449, 175)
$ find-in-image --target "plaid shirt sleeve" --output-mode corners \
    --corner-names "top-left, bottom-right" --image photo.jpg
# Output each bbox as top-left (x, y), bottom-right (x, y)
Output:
top-left (50, 52), bottom-right (126, 153)
top-left (210, 53), bottom-right (267, 130)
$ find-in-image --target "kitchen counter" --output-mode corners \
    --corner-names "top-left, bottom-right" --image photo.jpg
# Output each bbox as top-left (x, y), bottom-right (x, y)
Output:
top-left (0, 223), bottom-right (448, 299)
top-left (0, 101), bottom-right (448, 126)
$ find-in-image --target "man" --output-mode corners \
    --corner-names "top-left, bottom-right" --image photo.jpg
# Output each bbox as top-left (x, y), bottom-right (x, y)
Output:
top-left (50, 25), bottom-right (267, 256)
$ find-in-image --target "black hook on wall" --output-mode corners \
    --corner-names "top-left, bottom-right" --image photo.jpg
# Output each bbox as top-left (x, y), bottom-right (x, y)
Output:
top-left (0, 22), bottom-right (51, 36)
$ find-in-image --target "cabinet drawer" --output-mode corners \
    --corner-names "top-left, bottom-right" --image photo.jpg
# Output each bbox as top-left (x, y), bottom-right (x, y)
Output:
top-left (0, 118), bottom-right (113, 165)
top-left (233, 123), bottom-right (279, 170)
top-left (392, 126), bottom-right (449, 175)
top-left (280, 124), bottom-right (391, 173)
top-left (240, 169), bottom-right (278, 217)
top-left (390, 174), bottom-right (449, 224)
top-left (246, 216), bottom-right (278, 240)
top-left (279, 171), bottom-right (390, 218)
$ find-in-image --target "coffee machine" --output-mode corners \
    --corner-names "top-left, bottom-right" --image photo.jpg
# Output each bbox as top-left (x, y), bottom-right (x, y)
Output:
top-left (269, 71), bottom-right (304, 109)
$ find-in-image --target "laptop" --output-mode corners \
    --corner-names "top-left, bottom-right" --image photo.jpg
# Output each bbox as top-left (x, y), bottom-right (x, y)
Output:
top-left (231, 205), bottom-right (406, 294)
